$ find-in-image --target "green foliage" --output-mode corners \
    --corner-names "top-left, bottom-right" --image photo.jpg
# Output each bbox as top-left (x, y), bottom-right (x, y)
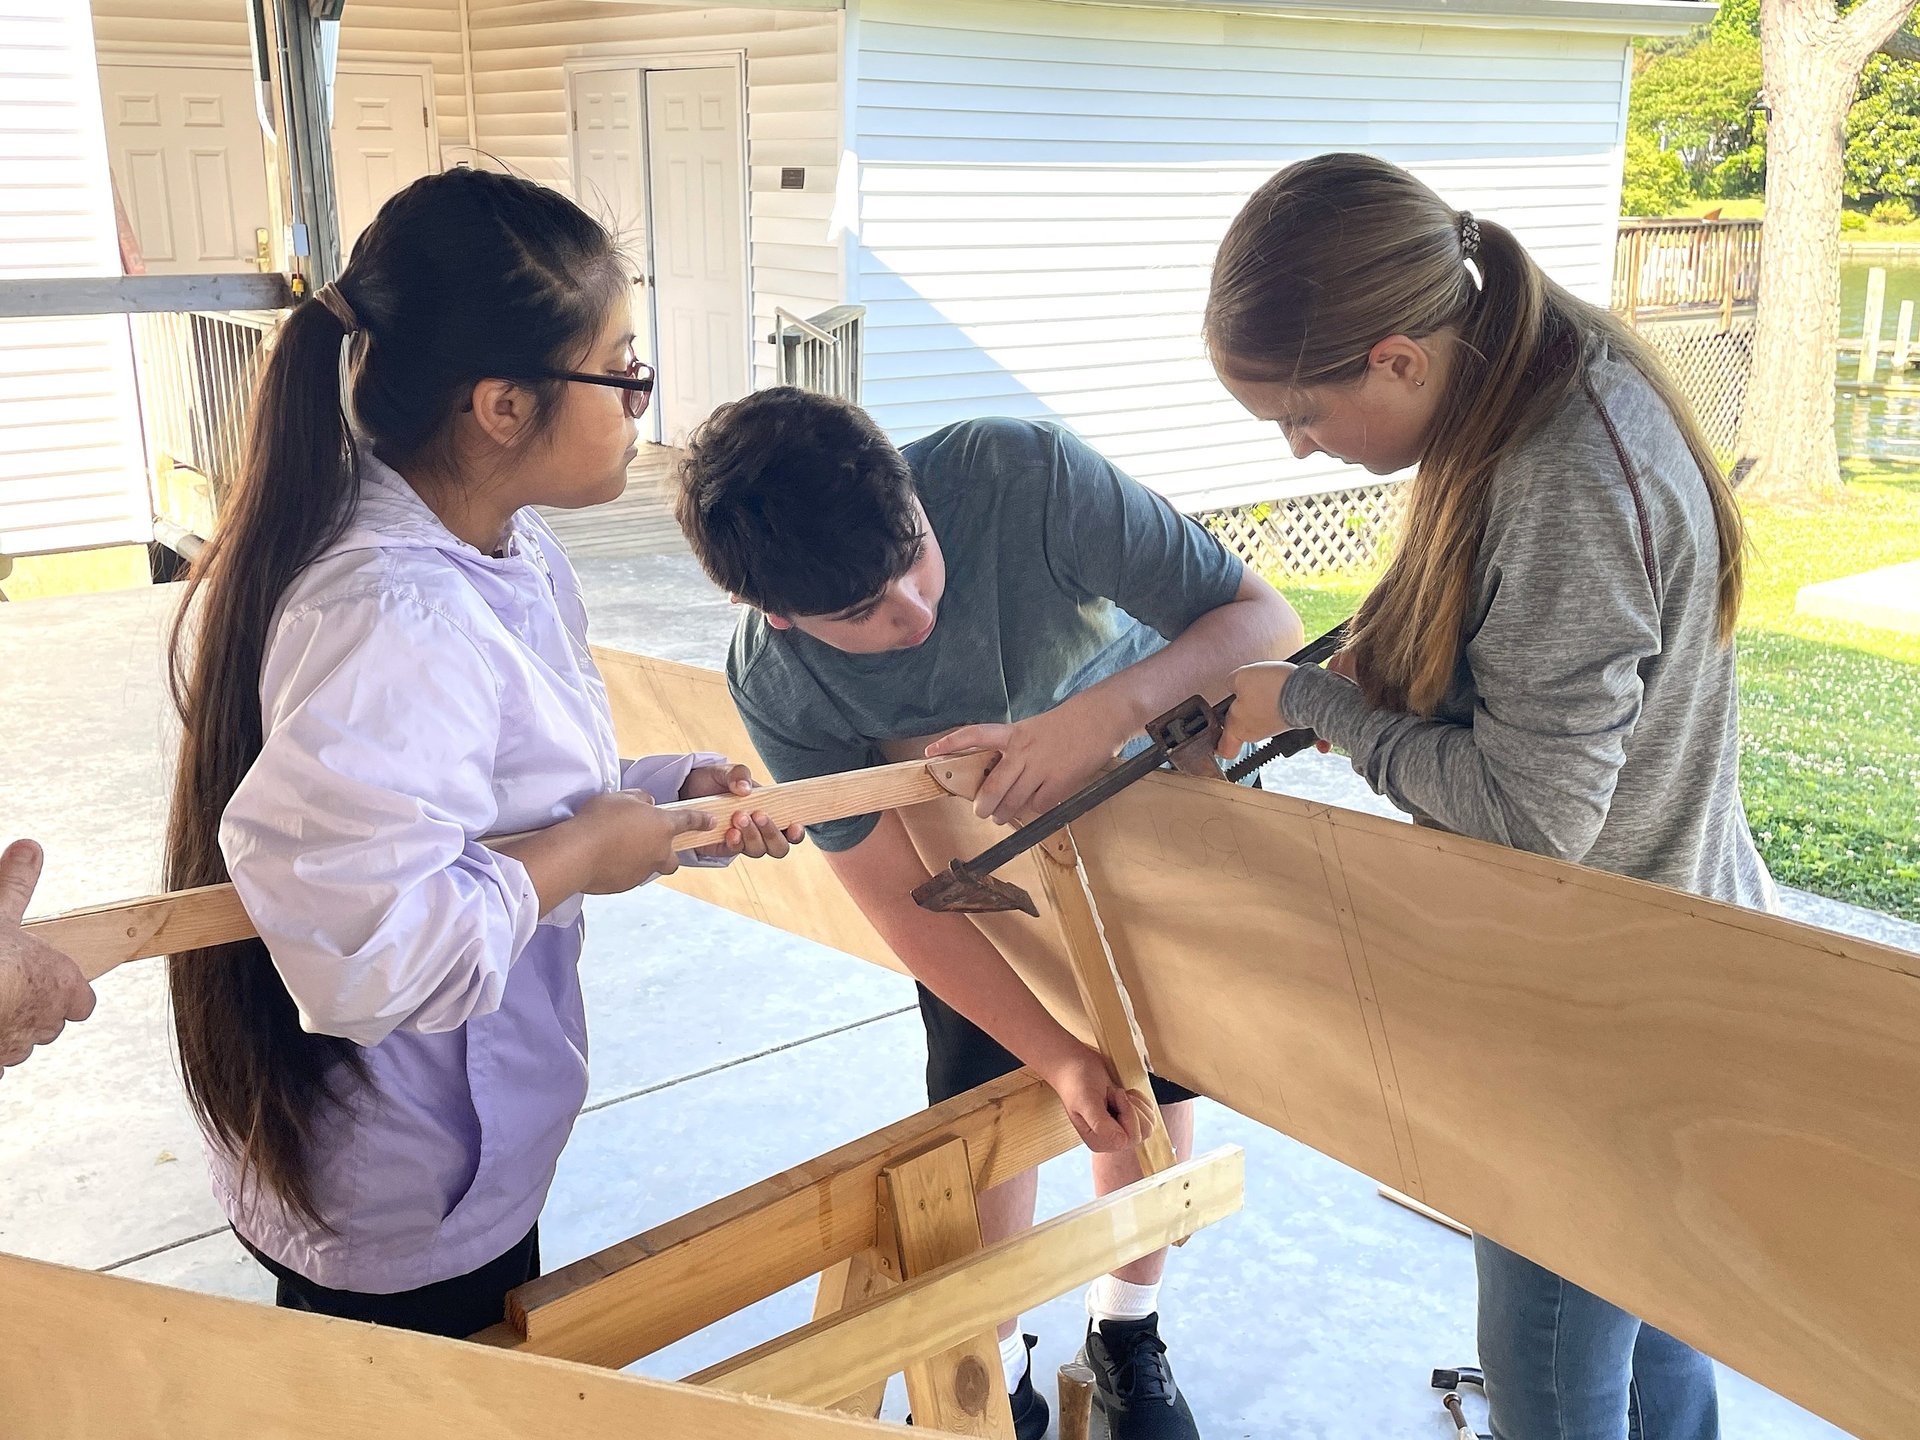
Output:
top-left (1871, 196), bottom-right (1918, 223)
top-left (1846, 55), bottom-right (1920, 202)
top-left (1625, 10), bottom-right (1920, 215)
top-left (1629, 34), bottom-right (1766, 197)
top-left (1710, 0), bottom-right (1759, 40)
top-left (1622, 129), bottom-right (1692, 216)
top-left (1842, 208), bottom-right (1870, 231)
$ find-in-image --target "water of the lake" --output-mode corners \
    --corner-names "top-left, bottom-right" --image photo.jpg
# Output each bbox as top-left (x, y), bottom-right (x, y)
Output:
top-left (1838, 255), bottom-right (1920, 468)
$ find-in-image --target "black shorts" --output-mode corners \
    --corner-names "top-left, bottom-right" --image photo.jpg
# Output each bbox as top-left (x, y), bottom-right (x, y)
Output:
top-left (240, 1224), bottom-right (540, 1339)
top-left (916, 983), bottom-right (1198, 1108)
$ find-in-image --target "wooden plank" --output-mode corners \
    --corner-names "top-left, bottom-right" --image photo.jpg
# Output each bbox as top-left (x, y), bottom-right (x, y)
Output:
top-left (0, 273), bottom-right (293, 317)
top-left (0, 1251), bottom-right (906, 1440)
top-left (884, 1139), bottom-right (1017, 1439)
top-left (26, 754), bottom-right (992, 980)
top-left (502, 1071), bottom-right (1079, 1370)
top-left (1033, 829), bottom-right (1175, 1175)
top-left (809, 1253), bottom-right (895, 1418)
top-left (32, 884), bottom-right (254, 983)
top-left (604, 651), bottom-right (1920, 1440)
top-left (690, 1147), bottom-right (1245, 1409)
top-left (1377, 1186), bottom-right (1472, 1238)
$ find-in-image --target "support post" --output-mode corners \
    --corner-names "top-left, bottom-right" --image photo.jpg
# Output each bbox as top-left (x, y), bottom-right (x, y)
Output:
top-left (1893, 300), bottom-right (1914, 374)
top-left (269, 0), bottom-right (344, 286)
top-left (811, 1253), bottom-right (896, 1419)
top-left (1857, 266), bottom-right (1887, 384)
top-left (883, 1139), bottom-right (1017, 1439)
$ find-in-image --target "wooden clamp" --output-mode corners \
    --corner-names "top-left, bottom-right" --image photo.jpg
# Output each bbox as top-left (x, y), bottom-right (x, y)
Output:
top-left (1035, 827), bottom-right (1178, 1177)
top-left (28, 751), bottom-right (997, 981)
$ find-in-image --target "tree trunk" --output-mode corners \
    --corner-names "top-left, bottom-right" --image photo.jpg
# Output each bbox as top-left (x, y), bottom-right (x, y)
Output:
top-left (1737, 0), bottom-right (1918, 503)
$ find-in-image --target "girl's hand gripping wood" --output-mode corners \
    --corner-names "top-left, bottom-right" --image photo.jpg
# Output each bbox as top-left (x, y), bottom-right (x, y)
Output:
top-left (494, 792), bottom-right (715, 912)
top-left (677, 763), bottom-right (808, 861)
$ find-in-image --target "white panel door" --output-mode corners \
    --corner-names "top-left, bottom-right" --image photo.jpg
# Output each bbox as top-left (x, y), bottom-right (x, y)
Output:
top-left (97, 63), bottom-right (271, 276)
top-left (569, 66), bottom-right (654, 430)
top-left (332, 68), bottom-right (436, 263)
top-left (644, 66), bottom-right (747, 445)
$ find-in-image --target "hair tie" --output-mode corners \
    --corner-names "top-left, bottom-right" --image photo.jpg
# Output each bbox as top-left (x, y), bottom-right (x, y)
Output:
top-left (313, 282), bottom-right (361, 335)
top-left (1458, 211), bottom-right (1482, 259)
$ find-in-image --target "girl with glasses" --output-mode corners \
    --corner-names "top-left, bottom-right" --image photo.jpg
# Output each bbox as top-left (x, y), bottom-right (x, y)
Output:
top-left (164, 167), bottom-right (800, 1336)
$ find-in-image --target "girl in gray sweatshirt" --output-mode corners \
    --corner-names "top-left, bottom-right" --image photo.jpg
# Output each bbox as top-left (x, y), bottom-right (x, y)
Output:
top-left (1207, 153), bottom-right (1770, 1440)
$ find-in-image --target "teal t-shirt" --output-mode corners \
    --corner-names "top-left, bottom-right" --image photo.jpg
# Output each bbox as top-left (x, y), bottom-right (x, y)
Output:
top-left (726, 417), bottom-right (1245, 851)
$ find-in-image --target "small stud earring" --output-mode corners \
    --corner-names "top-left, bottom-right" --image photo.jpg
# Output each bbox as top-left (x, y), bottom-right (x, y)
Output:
top-left (1414, 379), bottom-right (1427, 388)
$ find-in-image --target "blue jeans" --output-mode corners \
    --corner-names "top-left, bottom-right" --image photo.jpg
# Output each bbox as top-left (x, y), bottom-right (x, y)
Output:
top-left (1475, 1237), bottom-right (1720, 1440)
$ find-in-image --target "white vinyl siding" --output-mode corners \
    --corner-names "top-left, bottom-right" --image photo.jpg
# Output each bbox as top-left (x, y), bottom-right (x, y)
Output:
top-left (464, 0), bottom-right (842, 388)
top-left (1, 0), bottom-right (149, 555)
top-left (851, 0), bottom-right (1633, 512)
top-left (90, 0), bottom-right (474, 155)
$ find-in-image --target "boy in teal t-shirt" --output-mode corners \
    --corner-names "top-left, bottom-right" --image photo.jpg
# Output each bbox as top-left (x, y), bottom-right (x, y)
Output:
top-left (676, 388), bottom-right (1301, 1440)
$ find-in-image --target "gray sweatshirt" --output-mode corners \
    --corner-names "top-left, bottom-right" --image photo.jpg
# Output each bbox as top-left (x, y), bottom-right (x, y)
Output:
top-left (1283, 348), bottom-right (1775, 910)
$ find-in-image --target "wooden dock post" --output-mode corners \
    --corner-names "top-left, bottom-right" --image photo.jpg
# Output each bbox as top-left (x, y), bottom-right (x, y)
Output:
top-left (1856, 266), bottom-right (1887, 383)
top-left (1894, 300), bottom-right (1915, 374)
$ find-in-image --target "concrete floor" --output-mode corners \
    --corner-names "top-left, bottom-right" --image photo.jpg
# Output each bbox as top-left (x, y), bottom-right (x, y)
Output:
top-left (4, 561), bottom-right (1905, 1438)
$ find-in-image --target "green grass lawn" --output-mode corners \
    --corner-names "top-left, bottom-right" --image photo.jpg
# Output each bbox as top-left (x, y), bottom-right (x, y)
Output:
top-left (1268, 467), bottom-right (1920, 921)
top-left (1737, 468), bottom-right (1920, 919)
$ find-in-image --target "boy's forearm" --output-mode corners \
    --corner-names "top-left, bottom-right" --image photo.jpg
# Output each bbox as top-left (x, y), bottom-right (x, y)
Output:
top-left (1086, 577), bottom-right (1304, 735)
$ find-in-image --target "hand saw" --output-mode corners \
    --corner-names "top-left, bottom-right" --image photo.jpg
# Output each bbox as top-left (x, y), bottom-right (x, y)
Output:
top-left (912, 621), bottom-right (1349, 916)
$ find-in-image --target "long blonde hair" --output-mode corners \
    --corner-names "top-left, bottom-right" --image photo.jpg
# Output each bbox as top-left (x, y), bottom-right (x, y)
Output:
top-left (1204, 154), bottom-right (1744, 716)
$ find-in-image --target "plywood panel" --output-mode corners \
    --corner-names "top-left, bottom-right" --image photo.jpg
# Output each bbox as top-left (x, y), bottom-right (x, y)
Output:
top-left (601, 649), bottom-right (1920, 1440)
top-left (1332, 815), bottom-right (1920, 1440)
top-left (0, 1251), bottom-right (904, 1439)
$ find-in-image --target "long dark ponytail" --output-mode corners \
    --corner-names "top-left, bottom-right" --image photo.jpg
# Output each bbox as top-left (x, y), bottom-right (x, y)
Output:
top-left (165, 168), bottom-right (627, 1223)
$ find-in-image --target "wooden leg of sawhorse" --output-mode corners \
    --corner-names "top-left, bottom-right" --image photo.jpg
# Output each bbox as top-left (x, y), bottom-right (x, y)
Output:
top-left (881, 1137), bottom-right (1018, 1439)
top-left (811, 1250), bottom-right (895, 1417)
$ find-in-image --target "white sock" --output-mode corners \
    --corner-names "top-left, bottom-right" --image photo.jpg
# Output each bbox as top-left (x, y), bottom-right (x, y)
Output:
top-left (999, 1330), bottom-right (1030, 1391)
top-left (1087, 1274), bottom-right (1161, 1325)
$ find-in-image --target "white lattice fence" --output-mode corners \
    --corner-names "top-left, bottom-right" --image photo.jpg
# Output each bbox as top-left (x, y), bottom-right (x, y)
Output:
top-left (1631, 313), bottom-right (1755, 460)
top-left (1200, 481), bottom-right (1406, 579)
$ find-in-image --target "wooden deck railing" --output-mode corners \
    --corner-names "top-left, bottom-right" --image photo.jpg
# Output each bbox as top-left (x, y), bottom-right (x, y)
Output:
top-left (1612, 218), bottom-right (1762, 326)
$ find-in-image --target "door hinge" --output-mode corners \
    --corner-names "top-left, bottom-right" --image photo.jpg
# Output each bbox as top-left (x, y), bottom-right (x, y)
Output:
top-left (423, 104), bottom-right (430, 127)
top-left (571, 108), bottom-right (578, 132)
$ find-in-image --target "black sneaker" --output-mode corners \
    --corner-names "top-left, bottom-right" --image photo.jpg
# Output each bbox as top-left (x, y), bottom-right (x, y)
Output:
top-left (1079, 1313), bottom-right (1199, 1440)
top-left (908, 1334), bottom-right (1049, 1440)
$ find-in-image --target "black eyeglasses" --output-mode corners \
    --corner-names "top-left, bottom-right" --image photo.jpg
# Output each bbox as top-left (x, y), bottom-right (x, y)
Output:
top-left (539, 353), bottom-right (656, 419)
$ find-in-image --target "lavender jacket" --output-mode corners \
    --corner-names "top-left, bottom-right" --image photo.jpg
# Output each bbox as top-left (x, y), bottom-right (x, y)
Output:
top-left (213, 453), bottom-right (722, 1293)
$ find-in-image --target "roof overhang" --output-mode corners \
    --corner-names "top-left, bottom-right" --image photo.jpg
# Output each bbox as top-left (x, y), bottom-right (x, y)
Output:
top-left (1057, 0), bottom-right (1710, 37)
